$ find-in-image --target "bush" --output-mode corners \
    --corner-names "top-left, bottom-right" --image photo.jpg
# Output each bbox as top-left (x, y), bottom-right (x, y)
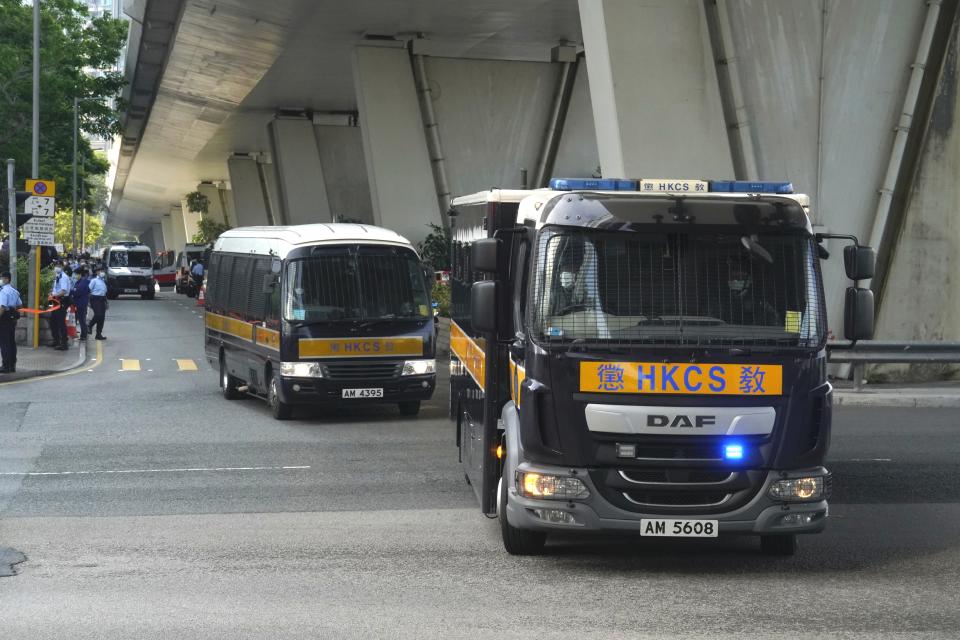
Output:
top-left (418, 223), bottom-right (450, 271)
top-left (431, 281), bottom-right (451, 317)
top-left (14, 256), bottom-right (53, 306)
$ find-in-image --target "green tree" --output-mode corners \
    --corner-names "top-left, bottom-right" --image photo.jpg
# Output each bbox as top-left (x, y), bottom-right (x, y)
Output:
top-left (0, 0), bottom-right (127, 196)
top-left (192, 218), bottom-right (230, 245)
top-left (53, 207), bottom-right (103, 251)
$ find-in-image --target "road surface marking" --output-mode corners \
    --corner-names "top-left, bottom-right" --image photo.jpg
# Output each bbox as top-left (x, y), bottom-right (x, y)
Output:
top-left (120, 359), bottom-right (141, 372)
top-left (837, 458), bottom-right (893, 462)
top-left (0, 465), bottom-right (312, 477)
top-left (176, 359), bottom-right (198, 371)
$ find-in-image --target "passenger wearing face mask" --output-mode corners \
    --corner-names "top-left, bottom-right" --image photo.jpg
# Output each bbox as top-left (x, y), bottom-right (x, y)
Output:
top-left (49, 263), bottom-right (73, 350)
top-left (0, 271), bottom-right (23, 373)
top-left (552, 262), bottom-right (583, 315)
top-left (88, 269), bottom-right (109, 340)
top-left (711, 263), bottom-right (780, 327)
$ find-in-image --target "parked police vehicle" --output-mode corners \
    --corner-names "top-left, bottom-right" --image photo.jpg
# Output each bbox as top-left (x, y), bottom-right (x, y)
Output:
top-left (102, 242), bottom-right (156, 300)
top-left (448, 178), bottom-right (875, 556)
top-left (204, 224), bottom-right (437, 419)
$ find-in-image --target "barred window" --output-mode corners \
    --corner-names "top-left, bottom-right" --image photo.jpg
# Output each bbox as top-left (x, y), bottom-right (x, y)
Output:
top-left (530, 228), bottom-right (825, 347)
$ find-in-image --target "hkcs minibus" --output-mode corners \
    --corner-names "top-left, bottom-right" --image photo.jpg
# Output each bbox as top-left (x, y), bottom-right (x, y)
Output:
top-left (204, 224), bottom-right (437, 419)
top-left (448, 179), bottom-right (875, 556)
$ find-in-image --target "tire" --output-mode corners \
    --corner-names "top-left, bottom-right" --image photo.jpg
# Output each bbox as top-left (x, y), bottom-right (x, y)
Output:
top-left (398, 400), bottom-right (421, 416)
top-left (268, 370), bottom-right (293, 420)
top-left (760, 534), bottom-right (796, 557)
top-left (220, 357), bottom-right (241, 400)
top-left (141, 291), bottom-right (155, 300)
top-left (499, 462), bottom-right (546, 555)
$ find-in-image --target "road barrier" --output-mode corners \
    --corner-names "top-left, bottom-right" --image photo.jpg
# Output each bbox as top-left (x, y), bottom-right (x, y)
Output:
top-left (828, 341), bottom-right (960, 390)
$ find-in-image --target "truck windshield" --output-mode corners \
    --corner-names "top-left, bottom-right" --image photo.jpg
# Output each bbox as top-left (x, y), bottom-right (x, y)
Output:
top-left (530, 228), bottom-right (825, 348)
top-left (284, 246), bottom-right (430, 323)
top-left (109, 251), bottom-right (152, 268)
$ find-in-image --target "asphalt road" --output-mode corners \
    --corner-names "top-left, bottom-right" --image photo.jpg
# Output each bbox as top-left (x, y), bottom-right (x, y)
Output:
top-left (1, 294), bottom-right (958, 638)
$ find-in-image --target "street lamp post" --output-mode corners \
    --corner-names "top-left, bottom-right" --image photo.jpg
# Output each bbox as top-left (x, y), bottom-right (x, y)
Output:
top-left (71, 96), bottom-right (78, 253)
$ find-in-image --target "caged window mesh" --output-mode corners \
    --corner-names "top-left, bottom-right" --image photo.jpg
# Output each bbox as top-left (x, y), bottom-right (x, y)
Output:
top-left (530, 229), bottom-right (826, 347)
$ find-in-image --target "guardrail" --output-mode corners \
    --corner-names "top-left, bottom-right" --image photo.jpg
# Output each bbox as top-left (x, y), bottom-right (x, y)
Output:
top-left (828, 341), bottom-right (960, 390)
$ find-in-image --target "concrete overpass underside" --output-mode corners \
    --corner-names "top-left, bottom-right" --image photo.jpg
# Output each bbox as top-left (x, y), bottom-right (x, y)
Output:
top-left (113, 0), bottom-right (960, 349)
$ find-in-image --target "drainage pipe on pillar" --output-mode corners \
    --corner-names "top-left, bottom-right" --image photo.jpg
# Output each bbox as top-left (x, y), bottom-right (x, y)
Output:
top-left (866, 0), bottom-right (941, 288)
top-left (410, 48), bottom-right (452, 226)
top-left (704, 0), bottom-right (758, 181)
top-left (533, 55), bottom-right (580, 188)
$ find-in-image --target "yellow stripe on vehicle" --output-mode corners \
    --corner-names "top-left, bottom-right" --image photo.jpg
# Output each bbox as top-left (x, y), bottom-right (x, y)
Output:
top-left (255, 326), bottom-right (280, 351)
top-left (579, 362), bottom-right (783, 396)
top-left (509, 357), bottom-right (526, 407)
top-left (450, 321), bottom-right (486, 391)
top-left (298, 337), bottom-right (423, 359)
top-left (205, 311), bottom-right (254, 342)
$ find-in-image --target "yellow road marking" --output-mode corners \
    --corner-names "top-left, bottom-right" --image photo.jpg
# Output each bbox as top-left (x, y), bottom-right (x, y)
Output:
top-left (176, 359), bottom-right (198, 372)
top-left (0, 340), bottom-right (104, 387)
top-left (121, 359), bottom-right (141, 372)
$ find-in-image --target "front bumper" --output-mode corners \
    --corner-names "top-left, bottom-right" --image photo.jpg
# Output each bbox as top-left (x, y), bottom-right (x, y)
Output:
top-left (276, 374), bottom-right (435, 405)
top-left (505, 464), bottom-right (829, 535)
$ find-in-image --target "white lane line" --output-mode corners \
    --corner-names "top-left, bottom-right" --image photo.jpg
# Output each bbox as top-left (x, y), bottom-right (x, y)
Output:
top-left (836, 458), bottom-right (893, 462)
top-left (0, 465), bottom-right (312, 477)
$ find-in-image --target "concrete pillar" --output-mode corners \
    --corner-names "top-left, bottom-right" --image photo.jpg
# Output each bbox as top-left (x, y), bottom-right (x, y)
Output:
top-left (196, 182), bottom-right (231, 227)
top-left (160, 216), bottom-right (174, 252)
top-left (578, 0), bottom-right (733, 178)
top-left (267, 116), bottom-right (331, 225)
top-left (314, 126), bottom-right (374, 224)
top-left (227, 154), bottom-right (271, 226)
top-left (353, 46), bottom-right (440, 244)
top-left (181, 199), bottom-right (201, 243)
top-left (168, 206), bottom-right (187, 252)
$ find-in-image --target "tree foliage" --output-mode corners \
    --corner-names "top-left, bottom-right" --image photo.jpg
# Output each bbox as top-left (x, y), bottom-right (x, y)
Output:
top-left (53, 207), bottom-right (103, 252)
top-left (0, 0), bottom-right (127, 204)
top-left (185, 191), bottom-right (211, 214)
top-left (192, 218), bottom-right (230, 245)
top-left (418, 222), bottom-right (450, 271)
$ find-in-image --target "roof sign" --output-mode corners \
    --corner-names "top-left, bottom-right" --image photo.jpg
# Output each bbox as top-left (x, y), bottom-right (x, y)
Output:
top-left (549, 177), bottom-right (795, 195)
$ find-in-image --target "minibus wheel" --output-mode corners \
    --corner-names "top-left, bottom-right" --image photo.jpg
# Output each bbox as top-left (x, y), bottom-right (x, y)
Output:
top-left (760, 534), bottom-right (796, 556)
top-left (499, 462), bottom-right (546, 555)
top-left (220, 357), bottom-right (241, 400)
top-left (268, 370), bottom-right (293, 420)
top-left (398, 401), bottom-right (420, 416)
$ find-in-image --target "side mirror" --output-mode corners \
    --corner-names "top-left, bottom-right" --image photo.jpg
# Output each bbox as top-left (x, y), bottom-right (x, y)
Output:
top-left (471, 281), bottom-right (497, 333)
top-left (270, 258), bottom-right (282, 274)
top-left (472, 238), bottom-right (499, 273)
top-left (262, 273), bottom-right (278, 294)
top-left (843, 245), bottom-right (875, 280)
top-left (844, 287), bottom-right (874, 341)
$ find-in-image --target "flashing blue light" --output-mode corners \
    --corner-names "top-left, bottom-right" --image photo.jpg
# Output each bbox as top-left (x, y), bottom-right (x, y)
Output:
top-left (709, 180), bottom-right (794, 194)
top-left (549, 178), bottom-right (638, 191)
top-left (724, 444), bottom-right (744, 460)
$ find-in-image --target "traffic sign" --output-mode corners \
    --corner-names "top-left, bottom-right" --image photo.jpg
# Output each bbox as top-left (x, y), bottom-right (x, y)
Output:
top-left (23, 218), bottom-right (54, 235)
top-left (26, 179), bottom-right (56, 197)
top-left (25, 195), bottom-right (55, 217)
top-left (25, 231), bottom-right (55, 246)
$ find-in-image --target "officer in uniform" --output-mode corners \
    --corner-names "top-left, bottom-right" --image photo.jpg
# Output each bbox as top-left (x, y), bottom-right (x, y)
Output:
top-left (0, 271), bottom-right (23, 373)
top-left (50, 264), bottom-right (72, 350)
top-left (88, 269), bottom-right (108, 340)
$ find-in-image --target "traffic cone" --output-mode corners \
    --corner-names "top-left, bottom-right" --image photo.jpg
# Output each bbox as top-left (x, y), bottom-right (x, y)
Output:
top-left (196, 285), bottom-right (205, 307)
top-left (66, 306), bottom-right (77, 339)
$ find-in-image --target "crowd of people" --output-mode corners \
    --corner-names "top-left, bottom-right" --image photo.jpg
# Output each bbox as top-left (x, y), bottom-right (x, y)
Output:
top-left (0, 253), bottom-right (110, 374)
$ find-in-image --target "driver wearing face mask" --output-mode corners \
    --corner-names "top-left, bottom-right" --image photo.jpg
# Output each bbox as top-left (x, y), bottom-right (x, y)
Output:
top-left (712, 263), bottom-right (780, 327)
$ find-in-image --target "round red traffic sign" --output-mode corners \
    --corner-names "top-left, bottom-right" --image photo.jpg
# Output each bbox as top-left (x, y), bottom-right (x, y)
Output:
top-left (33, 182), bottom-right (47, 195)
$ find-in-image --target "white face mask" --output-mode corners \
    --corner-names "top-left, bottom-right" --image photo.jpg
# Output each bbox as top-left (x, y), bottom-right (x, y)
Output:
top-left (729, 279), bottom-right (748, 293)
top-left (98, 273), bottom-right (105, 279)
top-left (1, 279), bottom-right (9, 286)
top-left (54, 267), bottom-right (62, 275)
top-left (559, 271), bottom-right (575, 289)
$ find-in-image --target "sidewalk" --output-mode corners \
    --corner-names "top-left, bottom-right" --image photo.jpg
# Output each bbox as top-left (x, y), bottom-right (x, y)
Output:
top-left (0, 338), bottom-right (87, 383)
top-left (832, 380), bottom-right (960, 407)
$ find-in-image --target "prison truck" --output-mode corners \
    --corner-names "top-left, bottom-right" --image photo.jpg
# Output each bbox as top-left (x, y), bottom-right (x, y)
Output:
top-left (447, 178), bottom-right (874, 556)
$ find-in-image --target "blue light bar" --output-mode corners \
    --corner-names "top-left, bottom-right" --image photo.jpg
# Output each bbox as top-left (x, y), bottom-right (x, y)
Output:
top-left (709, 180), bottom-right (794, 194)
top-left (724, 444), bottom-right (744, 460)
top-left (549, 178), bottom-right (638, 191)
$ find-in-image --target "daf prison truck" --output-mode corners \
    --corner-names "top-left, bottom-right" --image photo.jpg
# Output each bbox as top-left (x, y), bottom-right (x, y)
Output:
top-left (447, 178), bottom-right (875, 556)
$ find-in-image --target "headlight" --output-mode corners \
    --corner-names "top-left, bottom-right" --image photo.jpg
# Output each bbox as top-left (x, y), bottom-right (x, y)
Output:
top-left (517, 472), bottom-right (590, 500)
top-left (401, 359), bottom-right (436, 376)
top-left (280, 361), bottom-right (324, 378)
top-left (768, 476), bottom-right (825, 502)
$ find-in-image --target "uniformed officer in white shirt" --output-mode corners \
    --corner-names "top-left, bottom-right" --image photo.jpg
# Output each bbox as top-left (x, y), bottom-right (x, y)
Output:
top-left (49, 264), bottom-right (72, 350)
top-left (0, 270), bottom-right (23, 373)
top-left (87, 269), bottom-right (108, 340)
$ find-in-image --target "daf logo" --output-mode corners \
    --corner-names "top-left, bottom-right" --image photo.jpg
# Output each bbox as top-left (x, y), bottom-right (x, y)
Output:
top-left (647, 414), bottom-right (717, 428)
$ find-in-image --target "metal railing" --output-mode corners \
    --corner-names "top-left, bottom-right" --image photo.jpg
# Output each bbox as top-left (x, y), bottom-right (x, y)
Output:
top-left (828, 341), bottom-right (960, 391)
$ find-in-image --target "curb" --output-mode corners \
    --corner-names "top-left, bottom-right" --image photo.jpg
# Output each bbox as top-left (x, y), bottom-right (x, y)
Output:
top-left (0, 340), bottom-right (88, 384)
top-left (834, 392), bottom-right (960, 408)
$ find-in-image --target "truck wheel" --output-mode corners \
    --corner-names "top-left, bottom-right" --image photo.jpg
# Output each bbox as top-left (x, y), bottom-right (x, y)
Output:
top-left (760, 534), bottom-right (796, 556)
top-left (398, 401), bottom-right (421, 416)
top-left (268, 370), bottom-right (293, 420)
top-left (141, 291), bottom-right (155, 300)
top-left (220, 358), bottom-right (241, 400)
top-left (499, 463), bottom-right (546, 555)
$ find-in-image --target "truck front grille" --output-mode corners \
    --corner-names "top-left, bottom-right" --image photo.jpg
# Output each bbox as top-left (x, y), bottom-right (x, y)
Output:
top-left (322, 361), bottom-right (403, 380)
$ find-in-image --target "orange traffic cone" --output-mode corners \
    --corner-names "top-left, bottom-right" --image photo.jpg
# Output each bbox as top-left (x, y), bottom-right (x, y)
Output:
top-left (66, 306), bottom-right (77, 339)
top-left (196, 285), bottom-right (205, 307)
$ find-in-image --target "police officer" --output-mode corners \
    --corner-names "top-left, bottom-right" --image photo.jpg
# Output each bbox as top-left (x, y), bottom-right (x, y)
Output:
top-left (50, 263), bottom-right (73, 350)
top-left (72, 268), bottom-right (91, 341)
top-left (88, 268), bottom-right (108, 341)
top-left (0, 271), bottom-right (23, 373)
